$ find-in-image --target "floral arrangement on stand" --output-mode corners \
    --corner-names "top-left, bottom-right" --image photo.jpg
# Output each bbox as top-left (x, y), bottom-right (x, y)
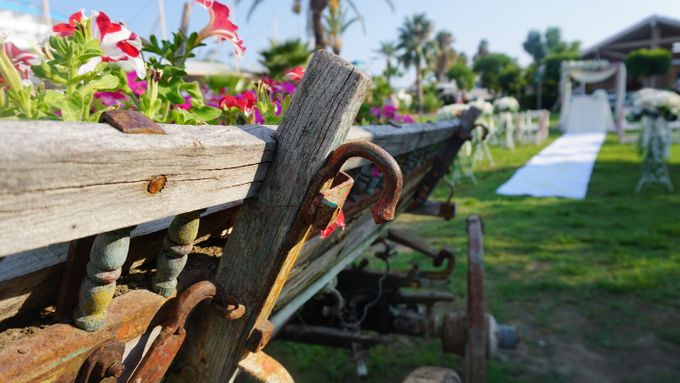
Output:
top-left (493, 96), bottom-right (519, 150)
top-left (0, 1), bottom-right (303, 126)
top-left (466, 99), bottom-right (495, 167)
top-left (492, 96), bottom-right (519, 113)
top-left (628, 88), bottom-right (678, 192)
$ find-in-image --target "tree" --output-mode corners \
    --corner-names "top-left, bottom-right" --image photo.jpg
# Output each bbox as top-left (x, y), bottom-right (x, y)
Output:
top-left (447, 62), bottom-right (475, 91)
top-left (323, 1), bottom-right (361, 54)
top-left (375, 40), bottom-right (399, 86)
top-left (434, 30), bottom-right (455, 82)
top-left (259, 38), bottom-right (311, 78)
top-left (398, 13), bottom-right (434, 114)
top-left (523, 30), bottom-right (546, 63)
top-left (473, 53), bottom-right (517, 93)
top-left (473, 39), bottom-right (489, 62)
top-left (545, 26), bottom-right (580, 54)
top-left (240, 0), bottom-right (393, 51)
top-left (625, 48), bottom-right (672, 87)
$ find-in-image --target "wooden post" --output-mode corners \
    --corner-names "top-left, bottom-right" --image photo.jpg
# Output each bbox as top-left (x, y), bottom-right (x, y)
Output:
top-left (168, 50), bottom-right (371, 382)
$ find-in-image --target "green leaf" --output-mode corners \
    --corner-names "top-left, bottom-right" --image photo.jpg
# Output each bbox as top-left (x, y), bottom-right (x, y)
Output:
top-left (81, 74), bottom-right (120, 94)
top-left (192, 106), bottom-right (221, 122)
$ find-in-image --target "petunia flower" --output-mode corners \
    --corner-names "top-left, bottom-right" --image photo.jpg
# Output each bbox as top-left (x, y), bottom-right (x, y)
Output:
top-left (77, 11), bottom-right (146, 79)
top-left (52, 10), bottom-right (86, 37)
top-left (284, 66), bottom-right (305, 82)
top-left (2, 41), bottom-right (40, 80)
top-left (174, 95), bottom-right (192, 110)
top-left (196, 0), bottom-right (246, 57)
top-left (126, 71), bottom-right (147, 95)
top-left (320, 210), bottom-right (346, 239)
top-left (94, 90), bottom-right (128, 106)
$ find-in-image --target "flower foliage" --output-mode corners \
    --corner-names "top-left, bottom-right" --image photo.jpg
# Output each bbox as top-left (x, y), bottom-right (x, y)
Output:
top-left (0, 1), bottom-right (310, 127)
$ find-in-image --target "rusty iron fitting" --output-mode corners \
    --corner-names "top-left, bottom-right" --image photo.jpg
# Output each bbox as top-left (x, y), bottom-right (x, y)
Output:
top-left (75, 339), bottom-right (126, 383)
top-left (317, 141), bottom-right (403, 224)
top-left (246, 319), bottom-right (275, 353)
top-left (308, 171), bottom-right (355, 232)
top-left (128, 280), bottom-right (244, 383)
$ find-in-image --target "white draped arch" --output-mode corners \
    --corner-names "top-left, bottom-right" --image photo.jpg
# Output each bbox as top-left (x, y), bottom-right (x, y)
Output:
top-left (559, 60), bottom-right (627, 137)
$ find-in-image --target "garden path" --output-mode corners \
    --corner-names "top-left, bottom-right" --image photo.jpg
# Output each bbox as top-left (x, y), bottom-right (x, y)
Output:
top-left (496, 132), bottom-right (606, 199)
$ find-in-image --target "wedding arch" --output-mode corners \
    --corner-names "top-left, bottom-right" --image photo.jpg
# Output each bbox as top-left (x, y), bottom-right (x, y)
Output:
top-left (559, 60), bottom-right (627, 136)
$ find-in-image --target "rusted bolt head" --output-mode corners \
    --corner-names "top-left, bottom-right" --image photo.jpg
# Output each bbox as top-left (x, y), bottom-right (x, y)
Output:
top-left (106, 361), bottom-right (125, 378)
top-left (147, 176), bottom-right (167, 194)
top-left (17, 346), bottom-right (30, 355)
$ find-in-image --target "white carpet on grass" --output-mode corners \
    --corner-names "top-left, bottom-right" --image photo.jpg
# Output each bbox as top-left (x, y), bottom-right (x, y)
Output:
top-left (496, 132), bottom-right (606, 199)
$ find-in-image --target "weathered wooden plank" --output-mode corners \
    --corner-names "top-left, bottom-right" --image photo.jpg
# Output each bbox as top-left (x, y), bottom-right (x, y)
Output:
top-left (0, 118), bottom-right (457, 257)
top-left (169, 50), bottom-right (371, 382)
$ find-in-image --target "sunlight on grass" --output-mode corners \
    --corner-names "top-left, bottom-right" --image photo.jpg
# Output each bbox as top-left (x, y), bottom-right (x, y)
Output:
top-left (265, 133), bottom-right (680, 382)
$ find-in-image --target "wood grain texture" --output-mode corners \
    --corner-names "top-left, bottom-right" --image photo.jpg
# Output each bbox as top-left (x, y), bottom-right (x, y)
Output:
top-left (0, 122), bottom-right (275, 256)
top-left (0, 118), bottom-right (457, 258)
top-left (168, 50), bottom-right (371, 382)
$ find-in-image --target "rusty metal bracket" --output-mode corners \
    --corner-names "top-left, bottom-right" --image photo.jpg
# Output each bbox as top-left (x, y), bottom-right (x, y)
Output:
top-left (75, 339), bottom-right (126, 383)
top-left (128, 280), bottom-right (243, 383)
top-left (100, 110), bottom-right (166, 135)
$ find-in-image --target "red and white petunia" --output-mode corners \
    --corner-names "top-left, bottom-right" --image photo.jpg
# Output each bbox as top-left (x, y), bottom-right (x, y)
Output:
top-left (77, 11), bottom-right (146, 79)
top-left (284, 66), bottom-right (305, 82)
top-left (3, 42), bottom-right (40, 79)
top-left (52, 10), bottom-right (86, 37)
top-left (196, 0), bottom-right (246, 57)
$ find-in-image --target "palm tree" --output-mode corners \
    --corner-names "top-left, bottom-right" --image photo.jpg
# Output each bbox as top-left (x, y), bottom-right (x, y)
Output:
top-left (239, 0), bottom-right (393, 51)
top-left (375, 40), bottom-right (398, 85)
top-left (434, 30), bottom-right (455, 82)
top-left (324, 1), bottom-right (363, 55)
top-left (259, 38), bottom-right (311, 78)
top-left (397, 13), bottom-right (433, 114)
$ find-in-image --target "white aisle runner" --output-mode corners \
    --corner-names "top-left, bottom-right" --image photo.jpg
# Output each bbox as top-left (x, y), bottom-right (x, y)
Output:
top-left (496, 132), bottom-right (606, 199)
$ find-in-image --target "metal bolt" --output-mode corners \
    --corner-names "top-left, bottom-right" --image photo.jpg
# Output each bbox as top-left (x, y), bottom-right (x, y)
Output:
top-left (106, 361), bottom-right (125, 378)
top-left (148, 176), bottom-right (167, 194)
top-left (17, 346), bottom-right (29, 355)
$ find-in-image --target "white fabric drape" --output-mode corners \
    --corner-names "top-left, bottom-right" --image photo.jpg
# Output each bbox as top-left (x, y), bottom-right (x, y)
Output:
top-left (559, 61), bottom-right (626, 134)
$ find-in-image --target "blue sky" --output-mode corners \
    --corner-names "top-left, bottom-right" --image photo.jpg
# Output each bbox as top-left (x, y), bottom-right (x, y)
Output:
top-left (35, 0), bottom-right (680, 85)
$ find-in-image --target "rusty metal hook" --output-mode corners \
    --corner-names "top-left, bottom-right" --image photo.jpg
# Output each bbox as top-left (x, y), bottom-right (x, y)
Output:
top-left (128, 280), bottom-right (244, 383)
top-left (319, 141), bottom-right (403, 224)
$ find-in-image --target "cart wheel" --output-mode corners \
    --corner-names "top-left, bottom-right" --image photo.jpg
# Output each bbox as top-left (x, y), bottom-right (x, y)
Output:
top-left (403, 366), bottom-right (461, 383)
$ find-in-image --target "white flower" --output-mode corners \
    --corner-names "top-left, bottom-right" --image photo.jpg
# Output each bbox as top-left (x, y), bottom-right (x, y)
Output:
top-left (437, 103), bottom-right (470, 120)
top-left (493, 97), bottom-right (519, 112)
top-left (467, 99), bottom-right (494, 115)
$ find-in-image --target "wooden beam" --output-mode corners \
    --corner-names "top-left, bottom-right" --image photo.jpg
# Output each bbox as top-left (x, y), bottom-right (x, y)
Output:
top-left (168, 50), bottom-right (371, 382)
top-left (0, 120), bottom-right (458, 257)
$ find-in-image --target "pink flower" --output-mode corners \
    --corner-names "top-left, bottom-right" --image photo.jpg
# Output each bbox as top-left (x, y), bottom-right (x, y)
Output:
top-left (126, 71), bottom-right (147, 95)
top-left (284, 66), bottom-right (305, 82)
top-left (175, 95), bottom-right (192, 110)
top-left (52, 10), bottom-right (86, 37)
top-left (77, 11), bottom-right (146, 79)
top-left (3, 42), bottom-right (39, 80)
top-left (94, 90), bottom-right (128, 106)
top-left (196, 0), bottom-right (245, 57)
top-left (382, 105), bottom-right (397, 120)
top-left (320, 210), bottom-right (346, 239)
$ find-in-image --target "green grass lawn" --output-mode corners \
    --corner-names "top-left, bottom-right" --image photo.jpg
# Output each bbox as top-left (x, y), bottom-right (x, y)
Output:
top-left (264, 133), bottom-right (680, 383)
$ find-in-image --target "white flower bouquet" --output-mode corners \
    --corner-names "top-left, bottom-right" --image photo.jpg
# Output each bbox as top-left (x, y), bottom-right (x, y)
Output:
top-left (467, 99), bottom-right (494, 115)
top-left (629, 88), bottom-right (680, 121)
top-left (493, 97), bottom-right (519, 113)
top-left (436, 103), bottom-right (470, 120)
